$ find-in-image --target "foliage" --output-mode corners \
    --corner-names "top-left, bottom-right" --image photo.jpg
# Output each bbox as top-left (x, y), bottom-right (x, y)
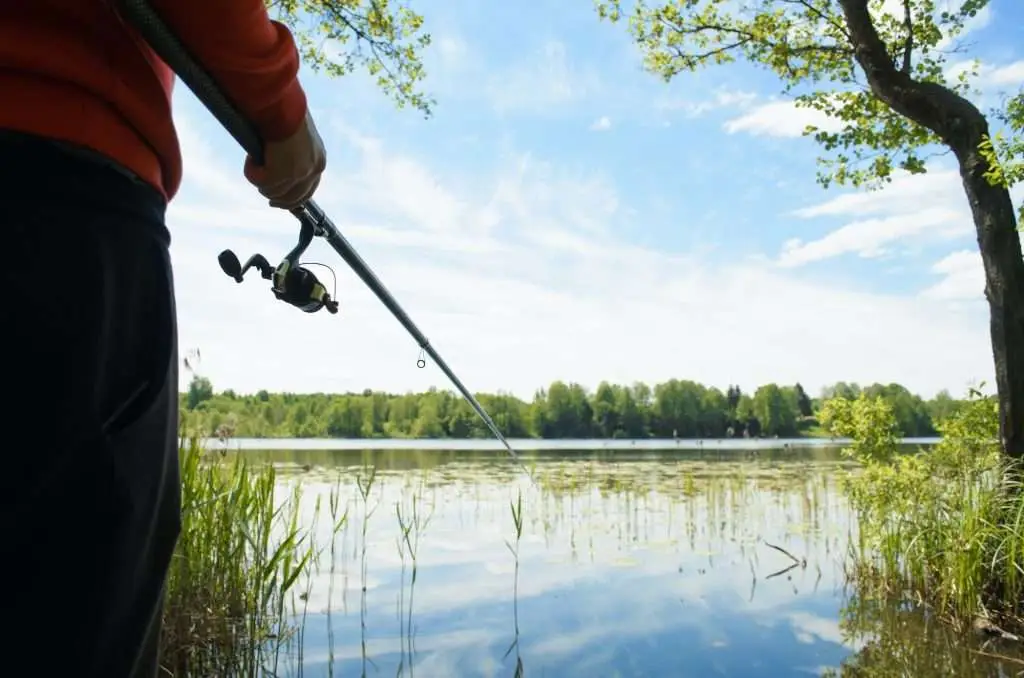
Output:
top-left (179, 377), bottom-right (956, 440)
top-left (267, 0), bottom-right (433, 115)
top-left (187, 375), bottom-right (215, 410)
top-left (820, 393), bottom-right (902, 464)
top-left (979, 91), bottom-right (1024, 222)
top-left (161, 437), bottom-right (318, 677)
top-left (594, 0), bottom-right (1016, 195)
top-left (823, 387), bottom-right (1024, 630)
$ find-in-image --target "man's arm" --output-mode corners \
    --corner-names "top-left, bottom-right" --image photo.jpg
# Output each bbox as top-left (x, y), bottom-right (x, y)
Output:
top-left (150, 0), bottom-right (307, 143)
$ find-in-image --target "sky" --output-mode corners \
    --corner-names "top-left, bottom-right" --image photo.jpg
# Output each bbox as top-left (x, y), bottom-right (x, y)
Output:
top-left (168, 0), bottom-right (1024, 401)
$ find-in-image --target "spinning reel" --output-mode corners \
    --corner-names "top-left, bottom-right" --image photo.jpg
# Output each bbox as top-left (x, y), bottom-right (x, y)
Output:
top-left (217, 218), bottom-right (339, 314)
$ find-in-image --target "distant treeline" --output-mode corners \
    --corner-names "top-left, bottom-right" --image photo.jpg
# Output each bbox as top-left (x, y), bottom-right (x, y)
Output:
top-left (180, 377), bottom-right (963, 440)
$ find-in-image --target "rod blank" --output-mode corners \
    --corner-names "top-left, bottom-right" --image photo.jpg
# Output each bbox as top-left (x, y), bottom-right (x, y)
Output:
top-left (116, 0), bottom-right (521, 462)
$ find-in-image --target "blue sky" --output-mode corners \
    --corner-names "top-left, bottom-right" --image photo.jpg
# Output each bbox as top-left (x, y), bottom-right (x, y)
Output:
top-left (168, 0), bottom-right (1024, 399)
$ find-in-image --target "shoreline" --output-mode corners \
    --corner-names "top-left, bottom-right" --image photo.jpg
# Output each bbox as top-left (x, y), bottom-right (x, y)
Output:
top-left (202, 436), bottom-right (942, 451)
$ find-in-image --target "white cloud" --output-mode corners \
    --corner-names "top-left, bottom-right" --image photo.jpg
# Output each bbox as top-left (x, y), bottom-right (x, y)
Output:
top-left (779, 169), bottom-right (975, 266)
top-left (657, 88), bottom-right (758, 118)
top-left (723, 100), bottom-right (844, 138)
top-left (435, 35), bottom-right (468, 70)
top-left (589, 115), bottom-right (612, 131)
top-left (169, 92), bottom-right (994, 402)
top-left (778, 206), bottom-right (965, 266)
top-left (780, 168), bottom-right (1024, 271)
top-left (486, 40), bottom-right (602, 114)
top-left (922, 249), bottom-right (985, 301)
top-left (790, 169), bottom-right (963, 219)
top-left (946, 58), bottom-right (1024, 91)
top-left (987, 60), bottom-right (1024, 87)
top-left (935, 3), bottom-right (994, 50)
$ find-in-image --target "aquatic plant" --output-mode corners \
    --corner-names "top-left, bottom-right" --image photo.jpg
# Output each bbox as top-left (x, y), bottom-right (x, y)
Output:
top-left (823, 389), bottom-right (1024, 632)
top-left (161, 435), bottom-right (851, 676)
top-left (502, 488), bottom-right (526, 676)
top-left (395, 477), bottom-right (433, 675)
top-left (322, 480), bottom-right (350, 677)
top-left (160, 437), bottom-right (316, 677)
top-left (355, 460), bottom-right (379, 675)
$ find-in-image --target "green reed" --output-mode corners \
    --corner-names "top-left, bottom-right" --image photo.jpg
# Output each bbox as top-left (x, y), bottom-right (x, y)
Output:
top-left (824, 390), bottom-right (1024, 633)
top-left (355, 460), bottom-right (379, 676)
top-left (502, 488), bottom-right (525, 676)
top-left (395, 478), bottom-right (433, 676)
top-left (159, 438), bottom-right (845, 677)
top-left (323, 482), bottom-right (350, 677)
top-left (160, 436), bottom-right (316, 678)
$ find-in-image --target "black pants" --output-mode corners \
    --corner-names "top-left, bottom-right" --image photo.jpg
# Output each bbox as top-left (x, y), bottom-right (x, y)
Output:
top-left (0, 132), bottom-right (182, 677)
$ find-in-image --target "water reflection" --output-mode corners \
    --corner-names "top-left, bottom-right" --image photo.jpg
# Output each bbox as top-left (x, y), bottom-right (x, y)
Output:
top-left (240, 444), bottom-right (857, 474)
top-left (248, 449), bottom-right (1022, 677)
top-left (824, 594), bottom-right (1024, 677)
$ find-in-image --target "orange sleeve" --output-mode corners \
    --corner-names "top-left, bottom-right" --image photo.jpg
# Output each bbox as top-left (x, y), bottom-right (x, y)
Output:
top-left (150, 0), bottom-right (308, 142)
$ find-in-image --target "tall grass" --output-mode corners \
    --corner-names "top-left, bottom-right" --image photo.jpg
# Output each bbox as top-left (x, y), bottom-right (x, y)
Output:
top-left (160, 436), bottom-right (316, 677)
top-left (502, 489), bottom-right (525, 677)
top-left (395, 477), bottom-right (433, 676)
top-left (355, 461), bottom-right (379, 676)
top-left (822, 389), bottom-right (1024, 631)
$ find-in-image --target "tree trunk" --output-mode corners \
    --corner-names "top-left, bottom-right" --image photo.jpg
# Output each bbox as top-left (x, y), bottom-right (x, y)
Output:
top-left (955, 138), bottom-right (1024, 458)
top-left (838, 0), bottom-right (1024, 457)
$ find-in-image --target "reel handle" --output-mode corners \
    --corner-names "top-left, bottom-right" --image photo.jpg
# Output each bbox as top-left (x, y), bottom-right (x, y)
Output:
top-left (218, 250), bottom-right (273, 282)
top-left (217, 250), bottom-right (338, 314)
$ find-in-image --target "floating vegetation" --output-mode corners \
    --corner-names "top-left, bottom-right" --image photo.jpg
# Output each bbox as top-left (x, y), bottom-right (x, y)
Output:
top-left (163, 431), bottom-right (1024, 677)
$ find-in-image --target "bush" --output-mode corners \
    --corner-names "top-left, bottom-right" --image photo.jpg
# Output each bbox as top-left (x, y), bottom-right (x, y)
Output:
top-left (822, 389), bottom-right (1023, 630)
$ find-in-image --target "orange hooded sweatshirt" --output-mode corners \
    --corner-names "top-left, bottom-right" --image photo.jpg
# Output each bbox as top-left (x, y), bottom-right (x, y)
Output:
top-left (0, 0), bottom-right (308, 201)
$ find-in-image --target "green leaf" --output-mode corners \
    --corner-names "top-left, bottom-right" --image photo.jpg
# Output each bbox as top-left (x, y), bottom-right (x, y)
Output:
top-left (267, 0), bottom-right (434, 116)
top-left (593, 0), bottom-right (1018, 206)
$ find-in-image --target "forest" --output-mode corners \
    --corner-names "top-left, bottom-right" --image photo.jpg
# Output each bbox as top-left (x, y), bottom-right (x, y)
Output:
top-left (180, 377), bottom-right (964, 440)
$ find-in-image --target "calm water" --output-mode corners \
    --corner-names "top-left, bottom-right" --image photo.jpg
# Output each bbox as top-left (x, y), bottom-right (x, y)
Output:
top-left (212, 437), bottom-right (942, 452)
top-left (234, 445), bottom-right (1021, 677)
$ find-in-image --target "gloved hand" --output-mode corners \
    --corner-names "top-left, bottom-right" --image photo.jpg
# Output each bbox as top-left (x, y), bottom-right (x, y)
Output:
top-left (243, 108), bottom-right (326, 210)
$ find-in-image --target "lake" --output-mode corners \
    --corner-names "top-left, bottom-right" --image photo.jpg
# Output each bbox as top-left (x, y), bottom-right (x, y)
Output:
top-left (228, 441), bottom-right (1022, 677)
top-left (211, 436), bottom-right (943, 451)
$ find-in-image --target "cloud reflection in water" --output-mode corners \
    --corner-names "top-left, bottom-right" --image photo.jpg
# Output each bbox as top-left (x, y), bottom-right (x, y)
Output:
top-left (271, 454), bottom-right (858, 677)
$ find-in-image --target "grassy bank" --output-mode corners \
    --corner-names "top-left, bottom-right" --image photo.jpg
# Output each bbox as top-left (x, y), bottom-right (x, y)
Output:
top-left (160, 437), bottom-right (322, 677)
top-left (824, 390), bottom-right (1024, 635)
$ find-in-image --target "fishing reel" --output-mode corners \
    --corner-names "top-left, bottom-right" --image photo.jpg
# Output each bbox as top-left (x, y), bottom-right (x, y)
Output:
top-left (217, 218), bottom-right (339, 314)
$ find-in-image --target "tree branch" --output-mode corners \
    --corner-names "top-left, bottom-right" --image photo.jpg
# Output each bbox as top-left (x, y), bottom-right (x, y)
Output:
top-left (653, 16), bottom-right (851, 78)
top-left (779, 0), bottom-right (851, 41)
top-left (901, 0), bottom-right (913, 74)
top-left (836, 0), bottom-right (985, 152)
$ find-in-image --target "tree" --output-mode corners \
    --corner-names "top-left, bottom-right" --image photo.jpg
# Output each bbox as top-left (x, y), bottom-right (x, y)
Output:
top-left (180, 378), bottom-right (964, 439)
top-left (794, 383), bottom-right (814, 418)
top-left (268, 0), bottom-right (434, 115)
top-left (926, 388), bottom-right (959, 424)
top-left (596, 0), bottom-right (1024, 457)
top-left (592, 381), bottom-right (622, 437)
top-left (753, 383), bottom-right (798, 436)
top-left (186, 376), bottom-right (214, 410)
top-left (726, 385), bottom-right (742, 413)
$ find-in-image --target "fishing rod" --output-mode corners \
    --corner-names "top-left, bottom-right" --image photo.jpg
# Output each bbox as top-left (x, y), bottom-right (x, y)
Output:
top-left (116, 0), bottom-right (526, 470)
